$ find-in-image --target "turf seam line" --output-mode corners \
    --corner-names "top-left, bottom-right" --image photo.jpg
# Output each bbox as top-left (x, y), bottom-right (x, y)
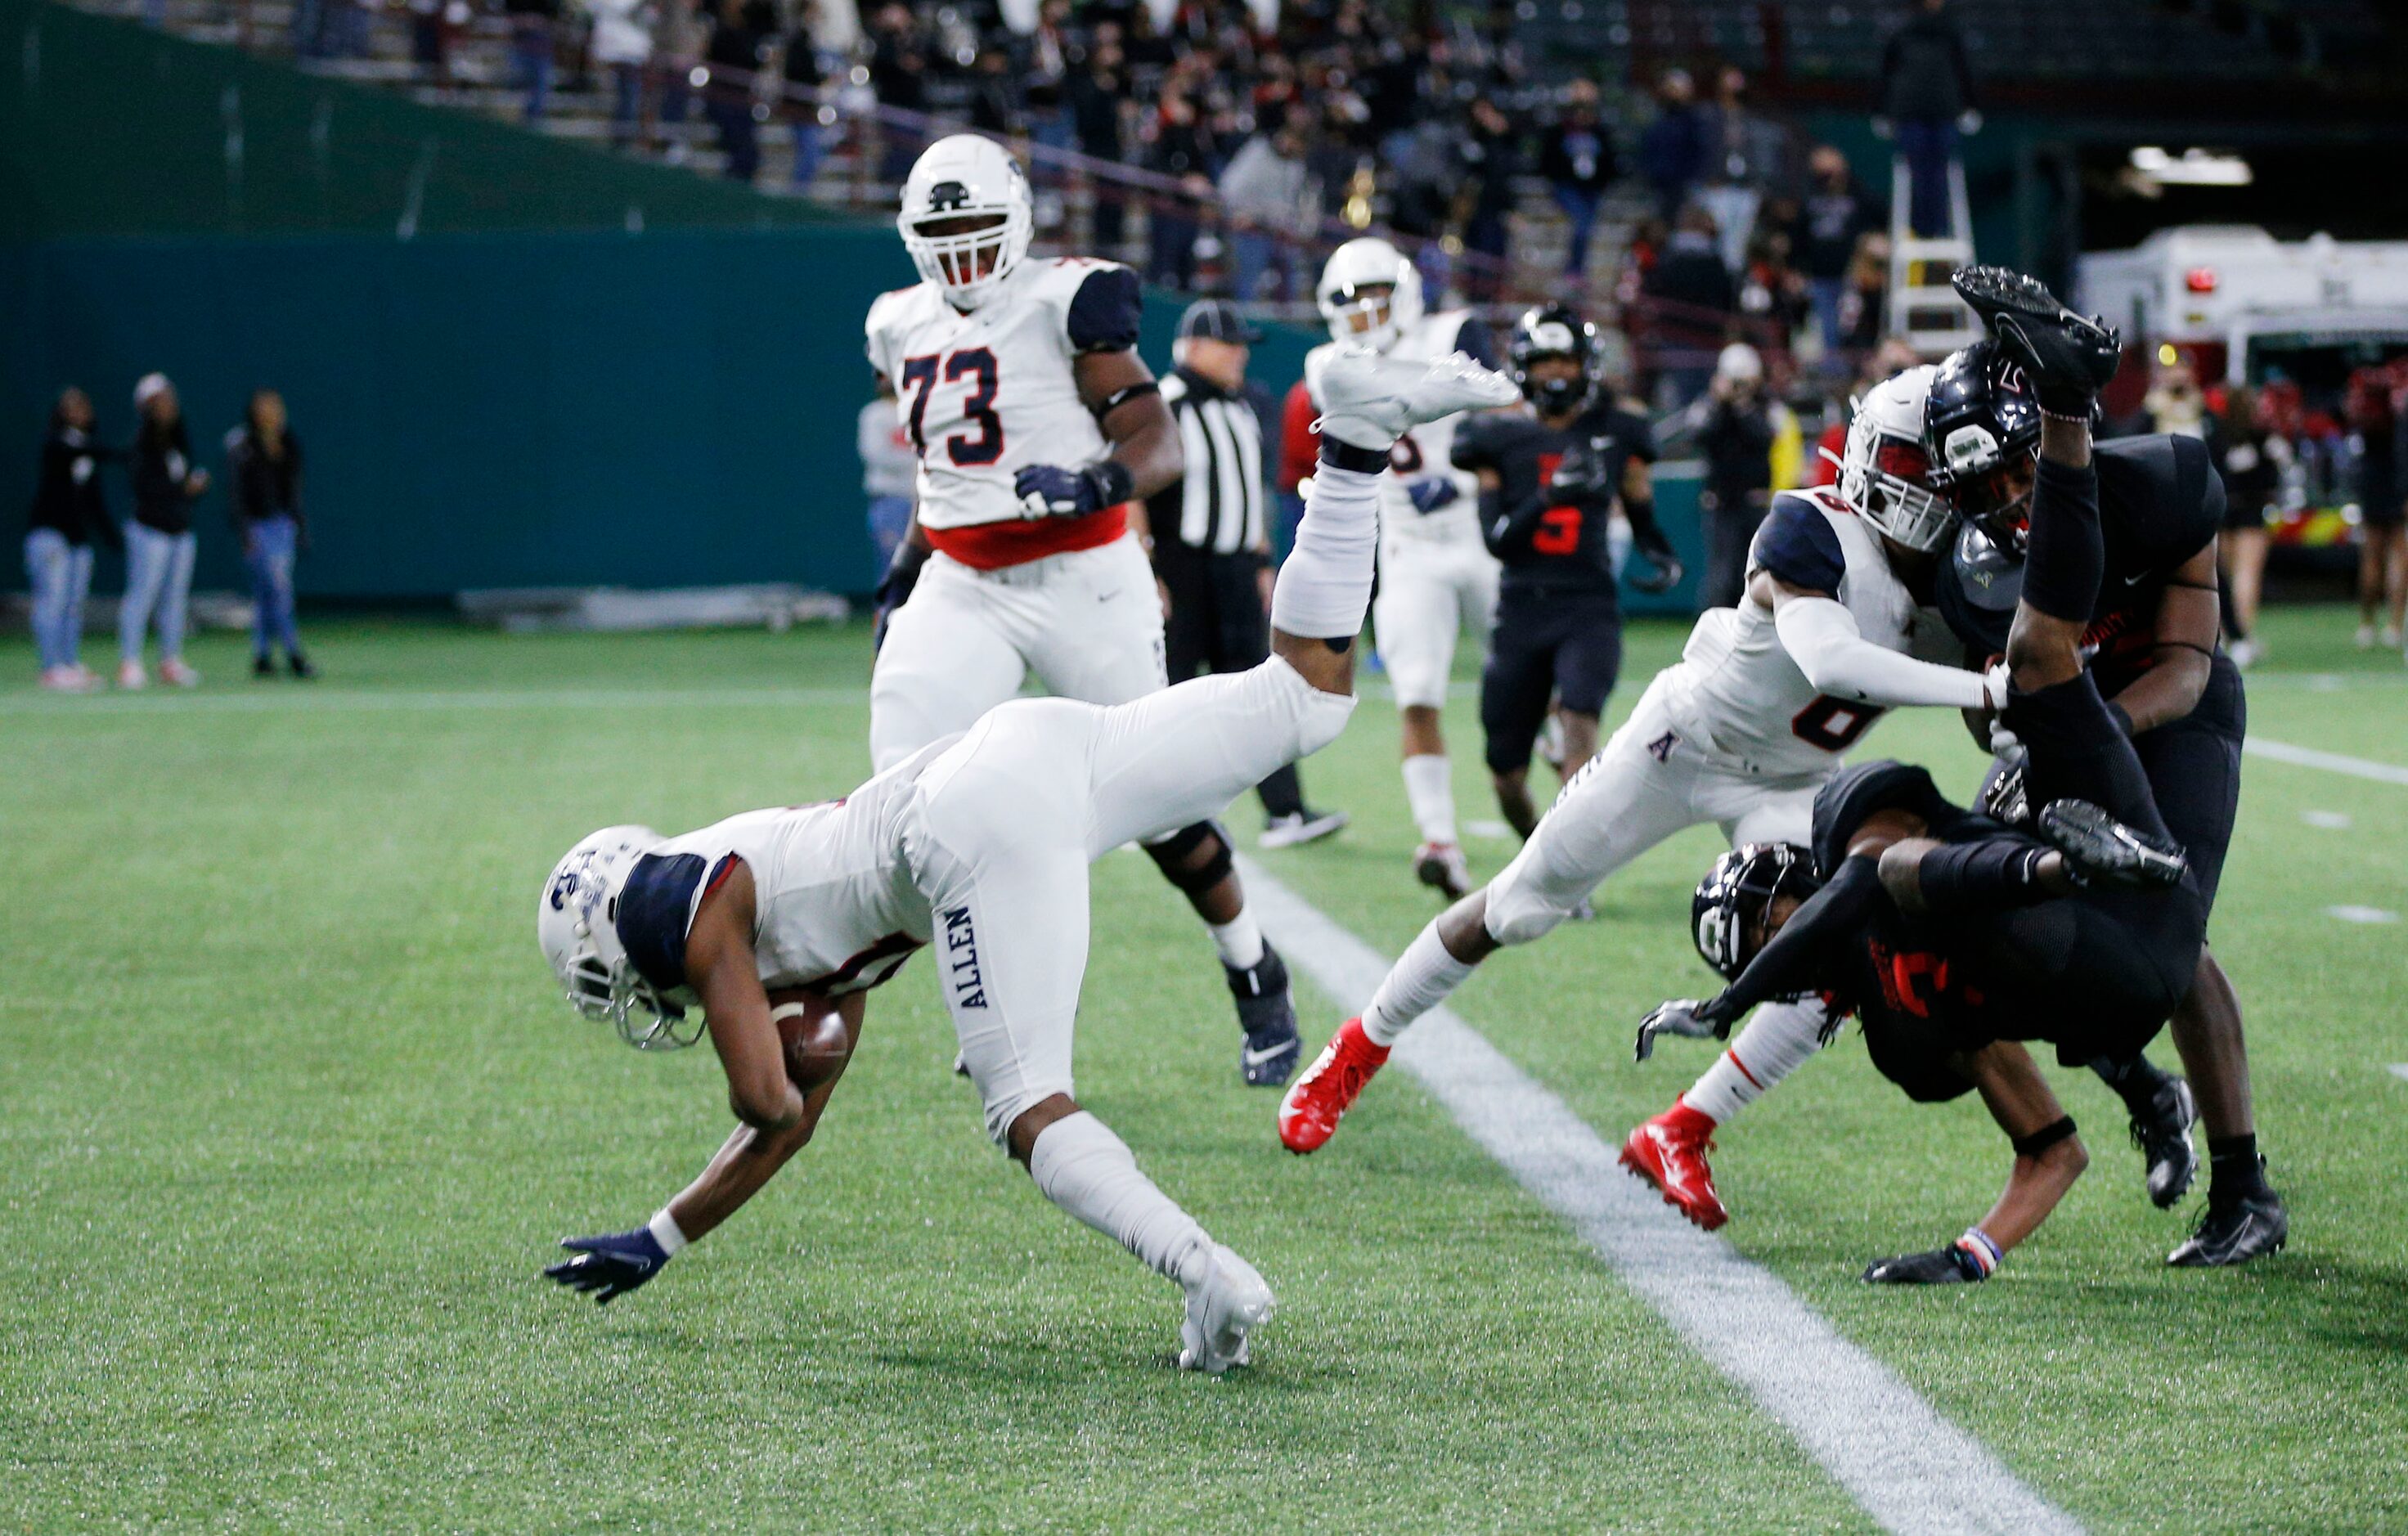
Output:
top-left (2243, 738), bottom-right (2408, 787)
top-left (1238, 856), bottom-right (2085, 1536)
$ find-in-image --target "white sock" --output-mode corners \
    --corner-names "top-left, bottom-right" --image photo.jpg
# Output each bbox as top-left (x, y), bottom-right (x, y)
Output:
top-left (1268, 460), bottom-right (1381, 640)
top-left (1027, 1112), bottom-right (1211, 1286)
top-left (1362, 919), bottom-right (1475, 1046)
top-left (1208, 909), bottom-right (1265, 970)
top-left (1679, 1001), bottom-right (1829, 1125)
top-left (1401, 753), bottom-right (1456, 845)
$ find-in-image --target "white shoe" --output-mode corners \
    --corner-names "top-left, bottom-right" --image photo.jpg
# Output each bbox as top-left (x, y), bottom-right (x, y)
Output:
top-left (1260, 807), bottom-right (1350, 849)
top-left (1314, 348), bottom-right (1518, 451)
top-left (158, 658), bottom-right (202, 688)
top-left (2356, 624), bottom-right (2377, 649)
top-left (116, 659), bottom-right (146, 689)
top-left (2384, 625), bottom-right (2404, 650)
top-left (1179, 1243), bottom-right (1274, 1375)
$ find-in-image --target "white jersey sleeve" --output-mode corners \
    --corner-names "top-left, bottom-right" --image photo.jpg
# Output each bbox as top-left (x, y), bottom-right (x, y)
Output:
top-left (1660, 488), bottom-right (1965, 776)
top-left (862, 258), bottom-right (1138, 531)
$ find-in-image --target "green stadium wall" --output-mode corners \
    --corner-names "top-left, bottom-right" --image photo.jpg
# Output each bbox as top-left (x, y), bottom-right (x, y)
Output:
top-left (0, 0), bottom-right (1705, 609)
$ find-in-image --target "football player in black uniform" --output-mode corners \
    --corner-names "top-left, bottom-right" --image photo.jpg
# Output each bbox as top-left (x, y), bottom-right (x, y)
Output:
top-left (1453, 305), bottom-right (1684, 838)
top-left (1642, 267), bottom-right (2244, 1278)
top-left (1921, 272), bottom-right (2285, 1268)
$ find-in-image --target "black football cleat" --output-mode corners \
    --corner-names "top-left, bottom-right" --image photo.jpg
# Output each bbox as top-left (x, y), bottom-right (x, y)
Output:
top-left (2039, 798), bottom-right (2188, 889)
top-left (1228, 943), bottom-right (1301, 1087)
top-left (1950, 265), bottom-right (2123, 411)
top-left (2169, 1174), bottom-right (2289, 1267)
top-left (289, 652), bottom-right (318, 680)
top-left (2130, 1074), bottom-right (2199, 1210)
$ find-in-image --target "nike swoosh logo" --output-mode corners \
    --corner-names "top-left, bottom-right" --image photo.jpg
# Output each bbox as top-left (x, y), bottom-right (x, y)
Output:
top-left (1243, 1042), bottom-right (1294, 1067)
top-left (2123, 571), bottom-right (2153, 586)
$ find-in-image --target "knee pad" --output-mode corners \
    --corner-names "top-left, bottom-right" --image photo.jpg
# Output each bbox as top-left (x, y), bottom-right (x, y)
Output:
top-left (1143, 820), bottom-right (1234, 895)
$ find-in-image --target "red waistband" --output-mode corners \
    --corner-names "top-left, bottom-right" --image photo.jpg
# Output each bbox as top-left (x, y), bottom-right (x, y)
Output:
top-left (924, 505), bottom-right (1129, 570)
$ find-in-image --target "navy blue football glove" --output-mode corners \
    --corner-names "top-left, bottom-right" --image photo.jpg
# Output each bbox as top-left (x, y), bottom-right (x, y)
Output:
top-left (1015, 460), bottom-right (1135, 519)
top-left (1404, 476), bottom-right (1460, 514)
top-left (1862, 1245), bottom-right (1987, 1285)
top-left (872, 540), bottom-right (929, 653)
top-left (545, 1226), bottom-right (672, 1305)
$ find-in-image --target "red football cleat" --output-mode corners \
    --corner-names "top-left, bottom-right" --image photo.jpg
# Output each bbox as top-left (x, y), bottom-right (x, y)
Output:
top-left (1278, 1017), bottom-right (1390, 1154)
top-left (1619, 1102), bottom-right (1727, 1231)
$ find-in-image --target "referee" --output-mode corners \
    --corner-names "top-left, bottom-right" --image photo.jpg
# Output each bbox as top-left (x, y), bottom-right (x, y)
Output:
top-left (1150, 299), bottom-right (1347, 849)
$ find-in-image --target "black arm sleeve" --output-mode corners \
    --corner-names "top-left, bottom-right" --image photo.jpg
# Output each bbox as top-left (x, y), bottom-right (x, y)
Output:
top-left (1623, 493), bottom-right (1674, 559)
top-left (1482, 487), bottom-right (1552, 560)
top-left (1699, 856), bottom-right (1885, 1029)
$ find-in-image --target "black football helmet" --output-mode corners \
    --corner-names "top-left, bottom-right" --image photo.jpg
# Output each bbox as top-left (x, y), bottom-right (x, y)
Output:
top-left (1507, 304), bottom-right (1603, 416)
top-left (1690, 843), bottom-right (1820, 983)
top-left (1924, 340), bottom-right (2043, 554)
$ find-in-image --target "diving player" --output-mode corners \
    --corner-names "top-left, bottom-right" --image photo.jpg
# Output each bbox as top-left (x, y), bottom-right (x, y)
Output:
top-left (536, 345), bottom-right (1521, 1370)
top-left (863, 134), bottom-right (1297, 1087)
top-left (1456, 303), bottom-right (1682, 838)
top-left (1278, 364), bottom-right (2013, 1161)
top-left (1291, 237), bottom-right (1502, 900)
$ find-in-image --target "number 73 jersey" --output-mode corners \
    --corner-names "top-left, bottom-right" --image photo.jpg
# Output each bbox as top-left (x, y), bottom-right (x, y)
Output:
top-left (864, 258), bottom-right (1142, 532)
top-left (1660, 487), bottom-right (1963, 778)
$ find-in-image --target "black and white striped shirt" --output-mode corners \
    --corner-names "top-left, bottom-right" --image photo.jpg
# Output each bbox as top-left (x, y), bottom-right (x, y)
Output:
top-left (1155, 368), bottom-right (1267, 556)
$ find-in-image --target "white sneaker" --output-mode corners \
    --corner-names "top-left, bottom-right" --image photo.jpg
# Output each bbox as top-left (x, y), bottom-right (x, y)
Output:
top-left (2356, 624), bottom-right (2377, 650)
top-left (1179, 1243), bottom-right (1274, 1375)
top-left (1314, 348), bottom-right (1518, 451)
top-left (1260, 807), bottom-right (1350, 849)
top-left (116, 659), bottom-right (146, 689)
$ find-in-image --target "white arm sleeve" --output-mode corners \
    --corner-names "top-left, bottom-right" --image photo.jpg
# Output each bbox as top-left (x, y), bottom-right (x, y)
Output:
top-left (1772, 594), bottom-right (1993, 709)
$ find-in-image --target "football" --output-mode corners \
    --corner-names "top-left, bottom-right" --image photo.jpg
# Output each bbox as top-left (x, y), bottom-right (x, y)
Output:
top-left (767, 988), bottom-right (852, 1092)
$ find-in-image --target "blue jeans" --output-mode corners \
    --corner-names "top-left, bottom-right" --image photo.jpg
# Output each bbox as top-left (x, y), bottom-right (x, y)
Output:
top-left (1808, 276), bottom-right (1848, 359)
top-left (1552, 184), bottom-right (1600, 275)
top-left (1897, 118), bottom-right (1956, 237)
top-left (121, 523), bottom-right (196, 664)
top-left (245, 516), bottom-right (304, 659)
top-left (24, 530), bottom-right (94, 671)
top-left (511, 21), bottom-right (553, 120)
top-left (609, 62), bottom-right (644, 143)
top-left (789, 119), bottom-right (824, 188)
top-left (866, 496), bottom-right (912, 570)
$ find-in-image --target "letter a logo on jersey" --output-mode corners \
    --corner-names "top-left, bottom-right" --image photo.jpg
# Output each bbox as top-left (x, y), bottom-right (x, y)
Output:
top-left (1647, 731), bottom-right (1677, 763)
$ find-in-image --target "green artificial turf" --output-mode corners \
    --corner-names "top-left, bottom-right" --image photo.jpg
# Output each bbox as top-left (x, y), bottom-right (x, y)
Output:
top-left (2, 606), bottom-right (2401, 1532)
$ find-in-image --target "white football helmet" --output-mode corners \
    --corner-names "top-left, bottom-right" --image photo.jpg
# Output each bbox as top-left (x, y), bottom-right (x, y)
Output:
top-left (1837, 364), bottom-right (1956, 555)
top-left (537, 824), bottom-right (700, 1050)
top-left (1316, 236), bottom-right (1424, 353)
top-left (898, 133), bottom-right (1034, 311)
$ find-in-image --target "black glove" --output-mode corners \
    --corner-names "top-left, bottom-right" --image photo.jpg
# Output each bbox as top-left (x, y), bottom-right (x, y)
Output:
top-left (1950, 266), bottom-right (2120, 415)
top-left (545, 1227), bottom-right (674, 1305)
top-left (1014, 459), bottom-right (1135, 519)
top-left (872, 540), bottom-right (929, 653)
top-left (1862, 1245), bottom-right (1988, 1285)
top-left (1628, 525), bottom-right (1683, 595)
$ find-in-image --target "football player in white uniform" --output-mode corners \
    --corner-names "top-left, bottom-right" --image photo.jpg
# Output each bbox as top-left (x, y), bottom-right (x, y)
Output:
top-left (535, 345), bottom-right (1521, 1372)
top-left (1278, 366), bottom-right (2014, 1217)
top-left (863, 134), bottom-right (1300, 1087)
top-left (1294, 238), bottom-right (1504, 900)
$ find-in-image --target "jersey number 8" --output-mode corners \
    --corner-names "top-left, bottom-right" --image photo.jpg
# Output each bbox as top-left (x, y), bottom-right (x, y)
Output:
top-left (900, 348), bottom-right (1004, 468)
top-left (1791, 695), bottom-right (1883, 752)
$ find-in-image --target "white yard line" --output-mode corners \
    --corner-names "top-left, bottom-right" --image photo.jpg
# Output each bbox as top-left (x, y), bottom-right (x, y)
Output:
top-left (1239, 857), bottom-right (2082, 1536)
top-left (2244, 738), bottom-right (2408, 788)
top-left (0, 686), bottom-right (868, 716)
top-left (2389, 1066), bottom-right (2408, 1085)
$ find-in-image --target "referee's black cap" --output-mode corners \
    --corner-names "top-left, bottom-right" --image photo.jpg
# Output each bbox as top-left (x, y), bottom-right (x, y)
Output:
top-left (1177, 299), bottom-right (1264, 345)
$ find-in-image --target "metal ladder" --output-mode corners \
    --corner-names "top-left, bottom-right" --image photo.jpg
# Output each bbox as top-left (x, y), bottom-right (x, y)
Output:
top-left (1885, 154), bottom-right (1984, 355)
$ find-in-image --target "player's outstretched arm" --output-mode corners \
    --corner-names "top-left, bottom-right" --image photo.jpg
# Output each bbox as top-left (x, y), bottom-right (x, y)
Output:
top-left (686, 861), bottom-right (808, 1134)
top-left (663, 990), bottom-right (865, 1240)
top-left (1761, 572), bottom-right (2006, 711)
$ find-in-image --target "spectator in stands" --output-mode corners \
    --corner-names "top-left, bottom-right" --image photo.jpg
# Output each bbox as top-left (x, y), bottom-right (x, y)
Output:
top-left (1539, 78), bottom-right (1615, 280)
top-left (782, 11), bottom-right (826, 190)
top-left (1877, 0), bottom-right (1979, 238)
top-left (1696, 343), bottom-right (1777, 609)
top-left (119, 374), bottom-right (208, 690)
top-left (866, 2), bottom-right (929, 182)
top-left (1019, 0), bottom-right (1076, 156)
top-left (859, 373), bottom-right (915, 572)
top-left (1640, 204), bottom-right (1736, 406)
top-left (1790, 145), bottom-right (1880, 363)
top-left (653, 0), bottom-right (703, 159)
top-left (1458, 97), bottom-right (1521, 302)
top-left (702, 0), bottom-right (766, 182)
top-left (1835, 230), bottom-right (1891, 353)
top-left (590, 0), bottom-right (654, 148)
top-left (505, 0), bottom-right (559, 121)
top-left (24, 388), bottom-right (119, 692)
top-left (2144, 360), bottom-right (2209, 439)
top-left (1067, 34), bottom-right (1132, 251)
top-left (1219, 121), bottom-right (1311, 302)
top-left (407, 0), bottom-right (466, 84)
top-left (1638, 69), bottom-right (1705, 221)
top-left (2213, 384), bottom-right (2284, 668)
top-left (1143, 72), bottom-right (1219, 290)
top-left (966, 47), bottom-right (1022, 138)
top-left (225, 389), bottom-right (316, 680)
top-left (1738, 231), bottom-right (1809, 356)
top-left (1696, 68), bottom-right (1790, 272)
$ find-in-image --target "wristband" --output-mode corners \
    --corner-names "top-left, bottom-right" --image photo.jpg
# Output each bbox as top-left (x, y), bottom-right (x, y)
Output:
top-left (1088, 458), bottom-right (1136, 509)
top-left (648, 1207), bottom-right (689, 1257)
top-left (1320, 440), bottom-right (1390, 476)
top-left (1953, 1227), bottom-right (2001, 1278)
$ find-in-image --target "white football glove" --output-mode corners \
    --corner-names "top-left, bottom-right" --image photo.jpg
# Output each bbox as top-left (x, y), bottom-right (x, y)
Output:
top-left (1634, 999), bottom-right (1718, 1062)
top-left (1979, 660), bottom-right (2012, 713)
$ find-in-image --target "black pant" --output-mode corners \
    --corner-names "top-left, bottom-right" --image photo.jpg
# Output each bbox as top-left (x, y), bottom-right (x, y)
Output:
top-left (1701, 492), bottom-right (1766, 610)
top-left (1159, 544), bottom-right (1305, 820)
top-left (1480, 586), bottom-right (1622, 775)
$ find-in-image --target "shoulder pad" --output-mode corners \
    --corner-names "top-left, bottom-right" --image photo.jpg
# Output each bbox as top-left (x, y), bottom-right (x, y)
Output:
top-left (1752, 492), bottom-right (1849, 592)
top-left (1062, 263), bottom-right (1143, 353)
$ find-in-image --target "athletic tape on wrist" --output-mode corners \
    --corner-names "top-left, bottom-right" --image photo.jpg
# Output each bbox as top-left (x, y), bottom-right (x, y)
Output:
top-left (648, 1206), bottom-right (689, 1257)
top-left (1954, 1227), bottom-right (2001, 1278)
